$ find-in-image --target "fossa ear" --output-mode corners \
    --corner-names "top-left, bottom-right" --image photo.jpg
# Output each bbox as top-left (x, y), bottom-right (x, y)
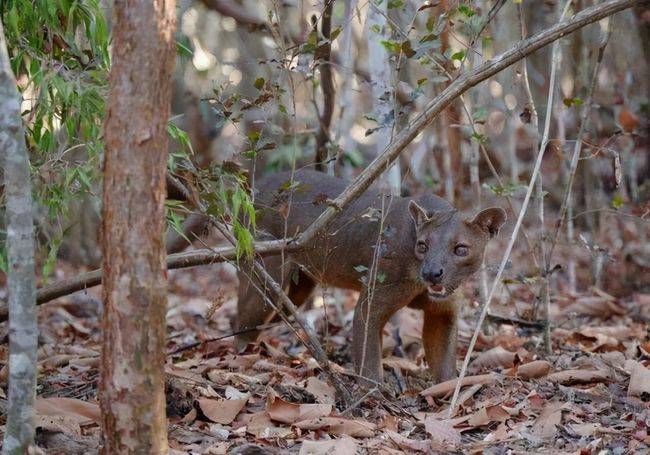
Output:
top-left (409, 201), bottom-right (456, 231)
top-left (408, 201), bottom-right (430, 228)
top-left (467, 207), bottom-right (507, 238)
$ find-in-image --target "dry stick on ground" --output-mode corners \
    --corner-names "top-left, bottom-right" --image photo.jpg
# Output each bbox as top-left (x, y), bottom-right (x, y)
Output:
top-left (0, 21), bottom-right (38, 454)
top-left (447, 0), bottom-right (606, 418)
top-left (546, 27), bottom-right (612, 272)
top-left (10, 0), bottom-right (639, 317)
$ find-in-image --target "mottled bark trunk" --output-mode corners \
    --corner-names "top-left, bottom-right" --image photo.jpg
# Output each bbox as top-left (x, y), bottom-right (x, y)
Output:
top-left (0, 21), bottom-right (38, 455)
top-left (100, 0), bottom-right (176, 453)
top-left (365, 0), bottom-right (400, 195)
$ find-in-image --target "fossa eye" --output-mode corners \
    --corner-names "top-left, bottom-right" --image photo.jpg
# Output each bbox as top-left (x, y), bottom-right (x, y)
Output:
top-left (454, 245), bottom-right (469, 257)
top-left (417, 241), bottom-right (428, 253)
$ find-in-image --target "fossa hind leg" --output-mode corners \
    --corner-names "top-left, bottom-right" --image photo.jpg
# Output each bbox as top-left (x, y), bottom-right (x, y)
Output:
top-left (235, 256), bottom-right (315, 352)
top-left (352, 285), bottom-right (407, 383)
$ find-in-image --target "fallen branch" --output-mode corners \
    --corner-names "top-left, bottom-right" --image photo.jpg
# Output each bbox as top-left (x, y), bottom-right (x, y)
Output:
top-left (4, 0), bottom-right (638, 320)
top-left (486, 312), bottom-right (545, 329)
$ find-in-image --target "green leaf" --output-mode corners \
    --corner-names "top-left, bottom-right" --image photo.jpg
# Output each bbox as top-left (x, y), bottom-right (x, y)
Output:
top-left (471, 132), bottom-right (487, 144)
top-left (451, 49), bottom-right (466, 62)
top-left (254, 77), bottom-right (265, 90)
top-left (247, 130), bottom-right (261, 143)
top-left (458, 5), bottom-right (476, 17)
top-left (563, 97), bottom-right (583, 108)
top-left (611, 194), bottom-right (624, 209)
top-left (387, 0), bottom-right (404, 8)
top-left (380, 40), bottom-right (401, 54)
top-left (176, 41), bottom-right (193, 58)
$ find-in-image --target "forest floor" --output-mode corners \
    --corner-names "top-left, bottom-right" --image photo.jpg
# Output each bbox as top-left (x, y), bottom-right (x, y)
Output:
top-left (2, 217), bottom-right (649, 454)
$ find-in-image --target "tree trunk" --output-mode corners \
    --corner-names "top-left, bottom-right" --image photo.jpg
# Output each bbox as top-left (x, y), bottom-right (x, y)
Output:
top-left (365, 0), bottom-right (400, 195)
top-left (100, 0), bottom-right (176, 453)
top-left (0, 21), bottom-right (38, 455)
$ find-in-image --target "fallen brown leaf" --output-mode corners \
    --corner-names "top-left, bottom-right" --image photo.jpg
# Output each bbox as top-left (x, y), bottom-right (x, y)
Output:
top-left (35, 415), bottom-right (81, 436)
top-left (382, 356), bottom-right (421, 373)
top-left (35, 397), bottom-right (100, 425)
top-left (545, 369), bottom-right (610, 385)
top-left (294, 417), bottom-right (376, 437)
top-left (198, 397), bottom-right (247, 424)
top-left (467, 405), bottom-right (511, 427)
top-left (626, 360), bottom-right (650, 398)
top-left (471, 346), bottom-right (517, 370)
top-left (532, 401), bottom-right (564, 439)
top-left (298, 435), bottom-right (358, 455)
top-left (266, 389), bottom-right (332, 424)
top-left (385, 430), bottom-right (431, 452)
top-left (423, 416), bottom-right (461, 448)
top-left (562, 296), bottom-right (625, 318)
top-left (304, 377), bottom-right (336, 405)
top-left (421, 373), bottom-right (496, 398)
top-left (509, 360), bottom-right (552, 380)
top-left (244, 411), bottom-right (294, 439)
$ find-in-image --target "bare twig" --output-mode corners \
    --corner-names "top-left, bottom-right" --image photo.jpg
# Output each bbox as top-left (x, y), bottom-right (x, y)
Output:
top-left (519, 0), bottom-right (572, 352)
top-left (546, 27), bottom-right (612, 269)
top-left (8, 0), bottom-right (638, 318)
top-left (486, 312), bottom-right (545, 329)
top-left (168, 322), bottom-right (284, 355)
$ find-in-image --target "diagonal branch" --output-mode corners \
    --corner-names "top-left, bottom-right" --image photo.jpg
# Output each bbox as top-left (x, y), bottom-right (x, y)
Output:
top-left (4, 0), bottom-right (639, 321)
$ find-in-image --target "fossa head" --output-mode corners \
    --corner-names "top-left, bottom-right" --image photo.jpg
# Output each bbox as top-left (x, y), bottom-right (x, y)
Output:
top-left (409, 201), bottom-right (506, 300)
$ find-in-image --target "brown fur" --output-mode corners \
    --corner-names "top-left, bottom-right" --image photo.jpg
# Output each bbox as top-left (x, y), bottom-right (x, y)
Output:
top-left (236, 170), bottom-right (505, 383)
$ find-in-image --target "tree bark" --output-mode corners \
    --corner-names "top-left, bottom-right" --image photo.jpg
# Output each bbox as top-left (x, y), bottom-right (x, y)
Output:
top-left (0, 21), bottom-right (38, 455)
top-left (100, 0), bottom-right (176, 453)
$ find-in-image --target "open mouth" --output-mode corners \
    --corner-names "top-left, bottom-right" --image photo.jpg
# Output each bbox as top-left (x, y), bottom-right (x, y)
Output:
top-left (427, 284), bottom-right (446, 297)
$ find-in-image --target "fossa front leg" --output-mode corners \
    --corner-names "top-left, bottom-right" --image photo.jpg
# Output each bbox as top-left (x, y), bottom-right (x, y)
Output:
top-left (411, 294), bottom-right (458, 383)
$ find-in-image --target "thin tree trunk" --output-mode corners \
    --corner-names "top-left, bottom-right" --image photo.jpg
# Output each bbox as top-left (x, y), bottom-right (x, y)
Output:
top-left (365, 1), bottom-right (400, 195)
top-left (333, 0), bottom-right (357, 178)
top-left (315, 0), bottom-right (335, 172)
top-left (0, 21), bottom-right (38, 455)
top-left (100, 0), bottom-right (176, 453)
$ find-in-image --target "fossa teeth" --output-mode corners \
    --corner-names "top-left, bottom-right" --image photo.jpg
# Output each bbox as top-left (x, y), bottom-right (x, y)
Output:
top-left (428, 285), bottom-right (445, 295)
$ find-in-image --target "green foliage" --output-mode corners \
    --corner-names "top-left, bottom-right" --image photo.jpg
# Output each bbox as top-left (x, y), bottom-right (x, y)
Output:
top-left (1, 0), bottom-right (109, 274)
top-left (483, 182), bottom-right (526, 197)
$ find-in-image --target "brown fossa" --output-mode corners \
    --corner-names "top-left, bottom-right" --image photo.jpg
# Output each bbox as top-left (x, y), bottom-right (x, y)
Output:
top-left (236, 170), bottom-right (506, 384)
